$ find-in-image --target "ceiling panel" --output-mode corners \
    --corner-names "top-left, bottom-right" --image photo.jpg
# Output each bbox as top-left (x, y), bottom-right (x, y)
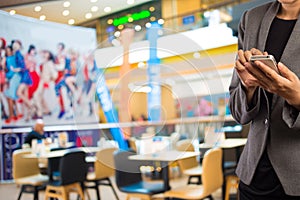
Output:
top-left (0, 0), bottom-right (57, 8)
top-left (2, 0), bottom-right (152, 24)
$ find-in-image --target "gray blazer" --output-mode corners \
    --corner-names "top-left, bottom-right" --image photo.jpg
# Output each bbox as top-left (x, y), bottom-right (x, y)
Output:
top-left (229, 1), bottom-right (300, 196)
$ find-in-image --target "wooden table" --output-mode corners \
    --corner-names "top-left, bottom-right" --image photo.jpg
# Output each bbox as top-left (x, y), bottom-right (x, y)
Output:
top-left (23, 147), bottom-right (102, 159)
top-left (129, 150), bottom-right (200, 192)
top-left (197, 138), bottom-right (247, 149)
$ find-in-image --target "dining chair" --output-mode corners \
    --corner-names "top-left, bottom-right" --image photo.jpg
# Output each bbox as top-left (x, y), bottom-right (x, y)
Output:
top-left (12, 149), bottom-right (49, 200)
top-left (44, 150), bottom-right (87, 200)
top-left (85, 147), bottom-right (119, 200)
top-left (114, 150), bottom-right (165, 200)
top-left (225, 175), bottom-right (239, 200)
top-left (176, 139), bottom-right (202, 184)
top-left (164, 148), bottom-right (223, 200)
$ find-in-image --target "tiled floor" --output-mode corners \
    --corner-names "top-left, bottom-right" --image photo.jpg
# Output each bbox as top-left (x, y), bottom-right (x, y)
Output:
top-left (0, 176), bottom-right (223, 200)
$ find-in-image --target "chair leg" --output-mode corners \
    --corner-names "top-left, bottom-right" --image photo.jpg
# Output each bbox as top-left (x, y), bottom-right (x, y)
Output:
top-left (44, 186), bottom-right (49, 200)
top-left (225, 178), bottom-right (231, 200)
top-left (85, 189), bottom-right (91, 200)
top-left (75, 183), bottom-right (85, 200)
top-left (206, 195), bottom-right (214, 200)
top-left (17, 185), bottom-right (25, 200)
top-left (34, 186), bottom-right (39, 200)
top-left (94, 181), bottom-right (101, 200)
top-left (61, 187), bottom-right (68, 200)
top-left (107, 178), bottom-right (119, 200)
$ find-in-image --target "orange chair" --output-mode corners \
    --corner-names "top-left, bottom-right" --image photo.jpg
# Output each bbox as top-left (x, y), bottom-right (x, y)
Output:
top-left (13, 149), bottom-right (48, 200)
top-left (164, 148), bottom-right (223, 200)
top-left (176, 139), bottom-right (202, 184)
top-left (85, 148), bottom-right (119, 200)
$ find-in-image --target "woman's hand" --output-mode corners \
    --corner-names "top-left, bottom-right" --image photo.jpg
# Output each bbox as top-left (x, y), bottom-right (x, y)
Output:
top-left (235, 48), bottom-right (266, 104)
top-left (245, 60), bottom-right (300, 110)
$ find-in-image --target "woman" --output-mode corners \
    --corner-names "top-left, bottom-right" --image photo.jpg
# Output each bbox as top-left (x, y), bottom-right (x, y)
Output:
top-left (33, 50), bottom-right (57, 118)
top-left (77, 53), bottom-right (98, 116)
top-left (4, 45), bottom-right (21, 123)
top-left (25, 45), bottom-right (39, 101)
top-left (0, 38), bottom-right (7, 120)
top-left (14, 40), bottom-right (33, 121)
top-left (229, 0), bottom-right (300, 199)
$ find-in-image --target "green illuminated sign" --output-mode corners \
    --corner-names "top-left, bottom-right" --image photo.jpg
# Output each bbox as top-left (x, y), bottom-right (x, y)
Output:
top-left (113, 10), bottom-right (151, 26)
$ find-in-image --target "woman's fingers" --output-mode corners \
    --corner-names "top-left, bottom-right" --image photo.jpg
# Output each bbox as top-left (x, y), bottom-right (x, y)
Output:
top-left (250, 48), bottom-right (263, 55)
top-left (238, 49), bottom-right (247, 64)
top-left (245, 62), bottom-right (271, 84)
top-left (278, 62), bottom-right (297, 82)
top-left (235, 60), bottom-right (245, 71)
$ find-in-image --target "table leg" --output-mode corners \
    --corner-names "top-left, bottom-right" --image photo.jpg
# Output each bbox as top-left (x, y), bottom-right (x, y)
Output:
top-left (222, 150), bottom-right (225, 200)
top-left (161, 161), bottom-right (171, 200)
top-left (161, 161), bottom-right (171, 191)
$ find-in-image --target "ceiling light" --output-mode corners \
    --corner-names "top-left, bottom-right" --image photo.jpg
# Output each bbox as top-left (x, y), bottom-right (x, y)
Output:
top-left (128, 17), bottom-right (133, 22)
top-left (63, 1), bottom-right (71, 8)
top-left (85, 13), bottom-right (92, 19)
top-left (62, 10), bottom-right (70, 16)
top-left (118, 24), bottom-right (124, 30)
top-left (107, 19), bottom-right (113, 24)
top-left (34, 6), bottom-right (42, 12)
top-left (150, 16), bottom-right (156, 21)
top-left (39, 15), bottom-right (46, 20)
top-left (91, 6), bottom-right (98, 12)
top-left (104, 6), bottom-right (111, 13)
top-left (9, 10), bottom-right (16, 15)
top-left (127, 0), bottom-right (135, 5)
top-left (114, 31), bottom-right (121, 37)
top-left (158, 19), bottom-right (164, 25)
top-left (90, 0), bottom-right (98, 2)
top-left (145, 22), bottom-right (151, 28)
top-left (68, 19), bottom-right (75, 25)
top-left (149, 7), bottom-right (155, 12)
top-left (134, 25), bottom-right (142, 31)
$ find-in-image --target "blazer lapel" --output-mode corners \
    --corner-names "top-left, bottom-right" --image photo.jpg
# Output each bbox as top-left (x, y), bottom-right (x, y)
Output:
top-left (257, 2), bottom-right (280, 51)
top-left (257, 2), bottom-right (280, 112)
top-left (280, 15), bottom-right (300, 73)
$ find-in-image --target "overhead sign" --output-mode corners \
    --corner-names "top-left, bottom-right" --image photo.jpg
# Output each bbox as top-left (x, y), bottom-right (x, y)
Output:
top-left (113, 10), bottom-right (151, 26)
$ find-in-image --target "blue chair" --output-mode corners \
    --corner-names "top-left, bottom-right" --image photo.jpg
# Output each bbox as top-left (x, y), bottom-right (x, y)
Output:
top-left (113, 150), bottom-right (165, 200)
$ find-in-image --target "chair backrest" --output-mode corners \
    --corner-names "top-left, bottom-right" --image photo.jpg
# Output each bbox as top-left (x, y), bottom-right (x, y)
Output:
top-left (94, 147), bottom-right (117, 179)
top-left (176, 139), bottom-right (198, 171)
top-left (59, 150), bottom-right (87, 185)
top-left (13, 149), bottom-right (40, 179)
top-left (201, 148), bottom-right (223, 196)
top-left (176, 139), bottom-right (195, 152)
top-left (114, 150), bottom-right (144, 188)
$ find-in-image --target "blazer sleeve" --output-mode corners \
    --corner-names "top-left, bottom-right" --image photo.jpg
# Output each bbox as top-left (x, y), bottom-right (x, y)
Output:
top-left (229, 11), bottom-right (262, 125)
top-left (282, 102), bottom-right (300, 130)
